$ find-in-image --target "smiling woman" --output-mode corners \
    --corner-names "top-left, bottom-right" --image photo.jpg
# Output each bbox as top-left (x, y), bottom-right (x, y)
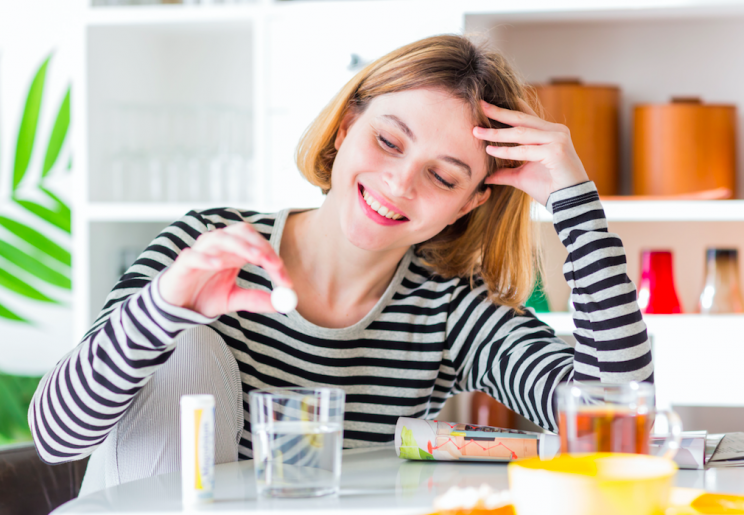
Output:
top-left (28, 34), bottom-right (653, 494)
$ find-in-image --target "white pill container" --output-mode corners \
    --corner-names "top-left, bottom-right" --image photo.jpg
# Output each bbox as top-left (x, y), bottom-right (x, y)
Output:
top-left (180, 394), bottom-right (215, 506)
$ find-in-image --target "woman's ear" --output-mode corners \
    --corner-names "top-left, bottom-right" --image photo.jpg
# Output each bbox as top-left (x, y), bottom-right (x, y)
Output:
top-left (448, 185), bottom-right (491, 225)
top-left (334, 109), bottom-right (359, 151)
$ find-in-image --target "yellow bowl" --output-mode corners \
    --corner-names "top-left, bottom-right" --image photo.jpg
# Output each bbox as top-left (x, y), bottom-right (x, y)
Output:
top-left (508, 453), bottom-right (678, 515)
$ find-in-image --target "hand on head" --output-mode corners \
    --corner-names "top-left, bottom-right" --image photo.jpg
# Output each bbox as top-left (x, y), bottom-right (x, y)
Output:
top-left (473, 98), bottom-right (590, 206)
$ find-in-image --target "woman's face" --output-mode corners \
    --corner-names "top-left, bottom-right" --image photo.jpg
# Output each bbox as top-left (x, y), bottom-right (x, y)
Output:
top-left (328, 87), bottom-right (492, 253)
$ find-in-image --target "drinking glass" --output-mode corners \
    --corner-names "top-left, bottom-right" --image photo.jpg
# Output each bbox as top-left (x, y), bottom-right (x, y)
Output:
top-left (557, 382), bottom-right (682, 459)
top-left (249, 387), bottom-right (345, 498)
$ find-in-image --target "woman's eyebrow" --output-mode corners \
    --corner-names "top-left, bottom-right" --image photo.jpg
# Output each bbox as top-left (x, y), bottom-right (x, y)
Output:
top-left (380, 114), bottom-right (416, 142)
top-left (378, 114), bottom-right (472, 179)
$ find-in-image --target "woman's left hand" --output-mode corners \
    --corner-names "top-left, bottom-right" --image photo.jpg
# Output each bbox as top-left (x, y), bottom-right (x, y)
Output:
top-left (473, 98), bottom-right (590, 206)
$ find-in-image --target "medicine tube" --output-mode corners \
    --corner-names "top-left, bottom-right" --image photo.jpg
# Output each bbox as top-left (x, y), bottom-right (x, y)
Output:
top-left (180, 394), bottom-right (215, 506)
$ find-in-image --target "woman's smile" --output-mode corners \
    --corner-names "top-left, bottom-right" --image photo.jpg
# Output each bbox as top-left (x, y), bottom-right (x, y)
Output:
top-left (357, 183), bottom-right (409, 226)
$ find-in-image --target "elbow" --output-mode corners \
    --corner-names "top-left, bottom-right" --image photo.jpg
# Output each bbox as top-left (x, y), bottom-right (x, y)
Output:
top-left (27, 395), bottom-right (93, 466)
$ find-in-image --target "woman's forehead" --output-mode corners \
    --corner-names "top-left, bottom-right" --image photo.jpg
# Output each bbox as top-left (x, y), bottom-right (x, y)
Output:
top-left (364, 89), bottom-right (490, 174)
top-left (367, 88), bottom-right (478, 122)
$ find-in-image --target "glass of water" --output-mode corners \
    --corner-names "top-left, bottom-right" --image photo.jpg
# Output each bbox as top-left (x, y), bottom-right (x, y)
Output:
top-left (249, 387), bottom-right (345, 498)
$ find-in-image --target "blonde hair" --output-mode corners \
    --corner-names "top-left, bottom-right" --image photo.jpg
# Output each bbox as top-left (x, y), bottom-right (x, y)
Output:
top-left (295, 34), bottom-right (543, 311)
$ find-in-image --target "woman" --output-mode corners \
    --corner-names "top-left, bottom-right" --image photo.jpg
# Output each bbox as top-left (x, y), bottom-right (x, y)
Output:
top-left (29, 34), bottom-right (651, 493)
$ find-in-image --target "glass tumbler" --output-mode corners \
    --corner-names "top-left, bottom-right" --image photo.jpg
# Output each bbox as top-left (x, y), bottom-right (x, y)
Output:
top-left (557, 382), bottom-right (682, 459)
top-left (249, 387), bottom-right (345, 498)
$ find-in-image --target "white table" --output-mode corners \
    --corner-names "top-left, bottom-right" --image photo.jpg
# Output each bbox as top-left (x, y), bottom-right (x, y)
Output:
top-left (54, 447), bottom-right (744, 514)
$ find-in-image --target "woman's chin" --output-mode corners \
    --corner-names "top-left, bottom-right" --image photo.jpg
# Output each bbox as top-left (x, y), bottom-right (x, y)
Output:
top-left (343, 222), bottom-right (404, 253)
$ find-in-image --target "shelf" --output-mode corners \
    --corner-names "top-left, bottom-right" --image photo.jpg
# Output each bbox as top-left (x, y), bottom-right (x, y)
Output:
top-left (86, 201), bottom-right (304, 221)
top-left (86, 3), bottom-right (262, 26)
top-left (536, 311), bottom-right (744, 332)
top-left (83, 0), bottom-right (744, 29)
top-left (533, 200), bottom-right (744, 222)
top-left (536, 312), bottom-right (744, 407)
top-left (461, 0), bottom-right (744, 21)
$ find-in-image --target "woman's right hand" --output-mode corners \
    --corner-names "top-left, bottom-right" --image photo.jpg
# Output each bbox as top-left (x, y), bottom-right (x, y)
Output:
top-left (158, 222), bottom-right (293, 318)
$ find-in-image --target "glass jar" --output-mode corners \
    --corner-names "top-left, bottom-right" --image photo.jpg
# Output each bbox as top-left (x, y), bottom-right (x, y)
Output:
top-left (698, 248), bottom-right (744, 314)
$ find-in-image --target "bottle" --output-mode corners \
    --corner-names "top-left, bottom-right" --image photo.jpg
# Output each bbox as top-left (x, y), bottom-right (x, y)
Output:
top-left (525, 273), bottom-right (550, 313)
top-left (698, 248), bottom-right (744, 314)
top-left (637, 250), bottom-right (682, 314)
top-left (180, 394), bottom-right (215, 506)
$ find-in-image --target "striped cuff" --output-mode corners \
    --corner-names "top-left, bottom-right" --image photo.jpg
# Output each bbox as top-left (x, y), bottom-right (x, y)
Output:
top-left (147, 271), bottom-right (219, 339)
top-left (545, 181), bottom-right (598, 215)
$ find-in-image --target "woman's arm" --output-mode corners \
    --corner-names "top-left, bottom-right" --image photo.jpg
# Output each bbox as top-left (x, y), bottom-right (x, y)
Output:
top-left (28, 211), bottom-right (217, 464)
top-left (548, 181), bottom-right (651, 383)
top-left (456, 98), bottom-right (651, 432)
top-left (28, 208), bottom-right (290, 464)
top-left (451, 181), bottom-right (651, 432)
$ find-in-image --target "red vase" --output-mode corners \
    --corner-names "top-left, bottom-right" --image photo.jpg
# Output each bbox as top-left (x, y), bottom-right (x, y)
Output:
top-left (638, 250), bottom-right (682, 314)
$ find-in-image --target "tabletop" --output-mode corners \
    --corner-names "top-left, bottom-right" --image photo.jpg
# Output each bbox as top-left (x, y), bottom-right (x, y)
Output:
top-left (54, 446), bottom-right (744, 515)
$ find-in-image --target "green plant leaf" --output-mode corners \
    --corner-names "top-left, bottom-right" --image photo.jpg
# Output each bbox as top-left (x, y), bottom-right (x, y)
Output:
top-left (13, 55), bottom-right (50, 192)
top-left (40, 186), bottom-right (70, 213)
top-left (14, 199), bottom-right (70, 234)
top-left (0, 216), bottom-right (71, 266)
top-left (0, 301), bottom-right (28, 323)
top-left (0, 372), bottom-right (41, 443)
top-left (0, 267), bottom-right (57, 303)
top-left (42, 86), bottom-right (71, 178)
top-left (0, 240), bottom-right (70, 289)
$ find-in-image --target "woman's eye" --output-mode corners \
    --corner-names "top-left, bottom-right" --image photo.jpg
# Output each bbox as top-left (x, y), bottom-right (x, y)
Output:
top-left (431, 171), bottom-right (455, 190)
top-left (376, 132), bottom-right (455, 190)
top-left (377, 134), bottom-right (398, 151)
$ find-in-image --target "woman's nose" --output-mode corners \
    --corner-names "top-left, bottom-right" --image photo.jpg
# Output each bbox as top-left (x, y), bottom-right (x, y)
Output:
top-left (383, 161), bottom-right (418, 199)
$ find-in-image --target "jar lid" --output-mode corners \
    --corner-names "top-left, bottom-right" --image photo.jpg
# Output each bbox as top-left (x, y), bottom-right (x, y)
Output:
top-left (707, 248), bottom-right (739, 259)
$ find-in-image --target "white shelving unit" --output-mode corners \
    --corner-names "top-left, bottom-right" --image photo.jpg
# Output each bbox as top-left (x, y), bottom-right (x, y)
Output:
top-left (72, 0), bottom-right (744, 408)
top-left (534, 200), bottom-right (744, 222)
top-left (538, 312), bottom-right (744, 409)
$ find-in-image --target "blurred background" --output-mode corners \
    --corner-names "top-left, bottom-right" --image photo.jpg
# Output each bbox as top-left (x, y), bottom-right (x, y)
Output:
top-left (2, 0), bottom-right (744, 452)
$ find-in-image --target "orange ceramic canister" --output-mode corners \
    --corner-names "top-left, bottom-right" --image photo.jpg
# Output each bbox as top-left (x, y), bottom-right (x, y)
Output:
top-left (533, 79), bottom-right (620, 196)
top-left (633, 98), bottom-right (736, 197)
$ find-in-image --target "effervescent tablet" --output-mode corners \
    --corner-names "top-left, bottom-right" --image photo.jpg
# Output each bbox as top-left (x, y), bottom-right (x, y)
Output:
top-left (271, 287), bottom-right (298, 313)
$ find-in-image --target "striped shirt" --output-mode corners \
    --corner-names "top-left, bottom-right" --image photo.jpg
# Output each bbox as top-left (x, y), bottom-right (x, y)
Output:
top-left (29, 181), bottom-right (653, 464)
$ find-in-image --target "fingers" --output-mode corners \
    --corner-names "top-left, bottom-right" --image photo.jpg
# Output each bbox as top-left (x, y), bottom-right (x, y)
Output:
top-left (186, 223), bottom-right (293, 288)
top-left (473, 126), bottom-right (557, 145)
top-left (226, 286), bottom-right (276, 314)
top-left (176, 248), bottom-right (226, 271)
top-left (484, 165), bottom-right (526, 188)
top-left (485, 143), bottom-right (549, 162)
top-left (479, 99), bottom-right (553, 131)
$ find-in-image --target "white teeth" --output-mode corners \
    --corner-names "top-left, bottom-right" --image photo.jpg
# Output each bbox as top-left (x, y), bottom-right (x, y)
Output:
top-left (361, 188), bottom-right (404, 220)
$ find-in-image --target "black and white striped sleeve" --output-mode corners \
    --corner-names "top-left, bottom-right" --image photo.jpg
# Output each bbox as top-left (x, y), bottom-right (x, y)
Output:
top-left (28, 211), bottom-right (217, 464)
top-left (549, 180), bottom-right (652, 384)
top-left (451, 181), bottom-right (652, 432)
